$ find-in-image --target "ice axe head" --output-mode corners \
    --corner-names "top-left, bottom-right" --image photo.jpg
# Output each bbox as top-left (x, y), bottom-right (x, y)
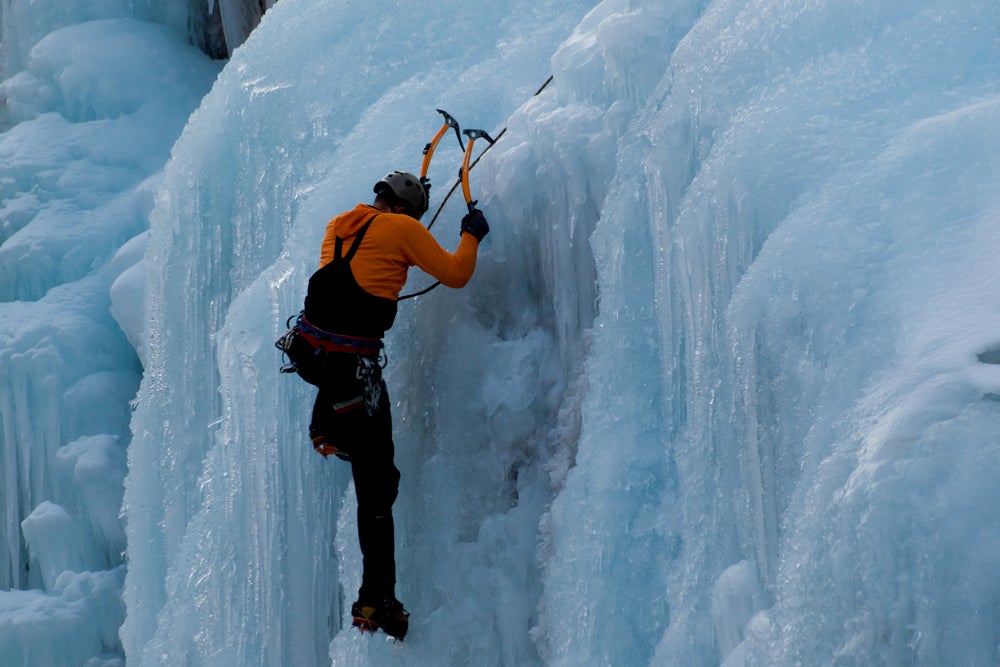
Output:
top-left (420, 109), bottom-right (464, 181)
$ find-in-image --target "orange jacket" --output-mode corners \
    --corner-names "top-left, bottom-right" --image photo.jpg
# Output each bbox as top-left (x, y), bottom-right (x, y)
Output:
top-left (319, 204), bottom-right (480, 300)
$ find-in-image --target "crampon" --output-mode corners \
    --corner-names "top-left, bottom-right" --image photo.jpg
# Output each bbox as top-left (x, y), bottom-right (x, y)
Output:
top-left (351, 598), bottom-right (409, 640)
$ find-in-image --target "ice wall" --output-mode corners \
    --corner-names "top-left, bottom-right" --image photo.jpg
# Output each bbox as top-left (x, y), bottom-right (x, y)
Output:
top-left (0, 1), bottom-right (197, 76)
top-left (123, 0), bottom-right (1000, 664)
top-left (121, 0), bottom-right (596, 664)
top-left (1, 0), bottom-right (999, 664)
top-left (0, 7), bottom-right (220, 665)
top-left (538, 1), bottom-right (1000, 665)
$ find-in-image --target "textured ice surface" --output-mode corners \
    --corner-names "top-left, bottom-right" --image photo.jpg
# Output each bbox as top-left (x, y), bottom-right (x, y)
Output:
top-left (3, 0), bottom-right (1000, 665)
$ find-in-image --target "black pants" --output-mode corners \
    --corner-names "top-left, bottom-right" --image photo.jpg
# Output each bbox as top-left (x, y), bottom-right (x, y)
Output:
top-left (310, 360), bottom-right (400, 603)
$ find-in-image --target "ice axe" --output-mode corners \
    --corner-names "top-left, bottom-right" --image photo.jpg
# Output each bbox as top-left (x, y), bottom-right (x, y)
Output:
top-left (420, 109), bottom-right (463, 188)
top-left (460, 128), bottom-right (495, 213)
top-left (399, 76), bottom-right (552, 301)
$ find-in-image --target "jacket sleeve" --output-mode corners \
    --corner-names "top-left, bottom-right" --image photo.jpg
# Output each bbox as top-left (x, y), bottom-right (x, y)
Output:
top-left (398, 221), bottom-right (480, 288)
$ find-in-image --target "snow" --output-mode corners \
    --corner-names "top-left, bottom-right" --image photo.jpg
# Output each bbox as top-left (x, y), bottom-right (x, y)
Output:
top-left (2, 0), bottom-right (1000, 665)
top-left (0, 568), bottom-right (125, 666)
top-left (0, 5), bottom-right (222, 661)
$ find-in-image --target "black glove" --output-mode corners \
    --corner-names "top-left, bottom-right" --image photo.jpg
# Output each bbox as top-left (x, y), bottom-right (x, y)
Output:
top-left (461, 208), bottom-right (489, 241)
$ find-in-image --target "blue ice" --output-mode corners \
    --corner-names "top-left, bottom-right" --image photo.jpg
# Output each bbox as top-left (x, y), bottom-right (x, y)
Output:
top-left (1, 1), bottom-right (999, 666)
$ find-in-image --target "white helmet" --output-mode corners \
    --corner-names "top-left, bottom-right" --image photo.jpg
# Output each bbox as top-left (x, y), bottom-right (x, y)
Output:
top-left (374, 170), bottom-right (429, 219)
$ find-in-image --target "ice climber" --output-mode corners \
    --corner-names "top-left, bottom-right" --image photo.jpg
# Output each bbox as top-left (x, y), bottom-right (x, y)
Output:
top-left (303, 170), bottom-right (489, 639)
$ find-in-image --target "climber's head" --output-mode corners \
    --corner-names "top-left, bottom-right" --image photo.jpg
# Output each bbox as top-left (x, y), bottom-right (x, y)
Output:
top-left (373, 171), bottom-right (429, 220)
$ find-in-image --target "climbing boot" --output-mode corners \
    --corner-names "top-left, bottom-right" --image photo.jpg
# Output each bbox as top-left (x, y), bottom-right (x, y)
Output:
top-left (351, 598), bottom-right (409, 639)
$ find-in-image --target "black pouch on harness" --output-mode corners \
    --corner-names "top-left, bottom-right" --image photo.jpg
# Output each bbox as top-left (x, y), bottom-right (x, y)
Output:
top-left (275, 314), bottom-right (328, 386)
top-left (275, 312), bottom-right (384, 388)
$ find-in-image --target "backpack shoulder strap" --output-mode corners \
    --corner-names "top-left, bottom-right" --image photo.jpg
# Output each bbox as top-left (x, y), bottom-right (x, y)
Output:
top-left (335, 213), bottom-right (380, 262)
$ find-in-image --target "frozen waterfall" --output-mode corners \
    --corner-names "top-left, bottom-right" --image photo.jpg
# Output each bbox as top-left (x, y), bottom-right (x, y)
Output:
top-left (1, 0), bottom-right (999, 665)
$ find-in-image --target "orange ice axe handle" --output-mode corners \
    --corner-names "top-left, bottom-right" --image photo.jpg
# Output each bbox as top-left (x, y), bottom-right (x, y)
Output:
top-left (460, 128), bottom-right (495, 212)
top-left (420, 109), bottom-right (463, 180)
